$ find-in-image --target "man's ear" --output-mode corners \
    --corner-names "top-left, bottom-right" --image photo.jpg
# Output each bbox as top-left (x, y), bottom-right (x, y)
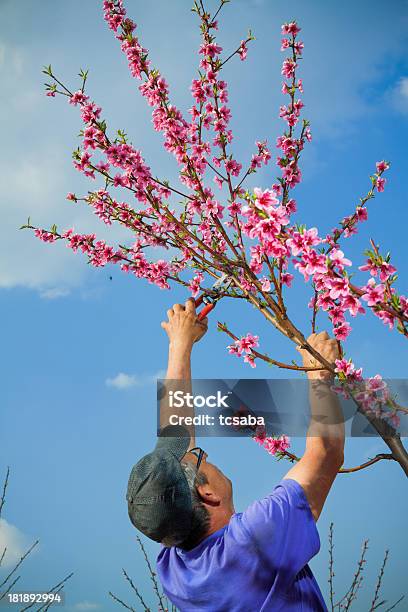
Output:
top-left (196, 483), bottom-right (221, 506)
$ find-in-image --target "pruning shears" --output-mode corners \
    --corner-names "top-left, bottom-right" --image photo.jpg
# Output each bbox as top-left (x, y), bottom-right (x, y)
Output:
top-left (194, 273), bottom-right (233, 321)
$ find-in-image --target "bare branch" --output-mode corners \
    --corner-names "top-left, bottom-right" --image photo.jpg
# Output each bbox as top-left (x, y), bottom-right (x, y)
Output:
top-left (328, 523), bottom-right (335, 611)
top-left (384, 595), bottom-right (405, 611)
top-left (0, 540), bottom-right (39, 589)
top-left (370, 550), bottom-right (389, 611)
top-left (0, 575), bottom-right (20, 602)
top-left (109, 591), bottom-right (139, 612)
top-left (20, 571), bottom-right (74, 611)
top-left (0, 466), bottom-right (10, 519)
top-left (135, 536), bottom-right (166, 610)
top-left (122, 568), bottom-right (150, 611)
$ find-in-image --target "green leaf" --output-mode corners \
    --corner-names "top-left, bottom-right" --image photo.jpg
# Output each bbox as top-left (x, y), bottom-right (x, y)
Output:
top-left (42, 64), bottom-right (52, 76)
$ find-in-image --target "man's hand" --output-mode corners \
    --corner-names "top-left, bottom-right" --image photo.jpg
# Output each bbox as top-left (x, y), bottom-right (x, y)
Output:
top-left (161, 299), bottom-right (208, 349)
top-left (297, 331), bottom-right (340, 379)
top-left (160, 299), bottom-right (207, 448)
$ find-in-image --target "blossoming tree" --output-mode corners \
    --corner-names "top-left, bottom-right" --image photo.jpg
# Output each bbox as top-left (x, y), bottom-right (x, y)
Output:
top-left (27, 0), bottom-right (408, 475)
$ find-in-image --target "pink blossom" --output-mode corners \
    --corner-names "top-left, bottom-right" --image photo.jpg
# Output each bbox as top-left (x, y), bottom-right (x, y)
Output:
top-left (359, 259), bottom-right (378, 276)
top-left (360, 259), bottom-right (396, 282)
top-left (228, 333), bottom-right (259, 359)
top-left (328, 277), bottom-right (350, 300)
top-left (199, 42), bottom-right (223, 58)
top-left (238, 40), bottom-right (248, 61)
top-left (285, 198), bottom-right (297, 214)
top-left (356, 206), bottom-right (368, 222)
top-left (367, 374), bottom-right (386, 392)
top-left (214, 176), bottom-right (223, 190)
top-left (261, 277), bottom-right (271, 292)
top-left (203, 198), bottom-right (224, 218)
top-left (281, 272), bottom-right (293, 287)
top-left (244, 354), bottom-right (256, 368)
top-left (317, 292), bottom-right (335, 311)
top-left (281, 38), bottom-right (290, 51)
top-left (335, 358), bottom-right (356, 377)
top-left (335, 358), bottom-right (363, 382)
top-left (376, 177), bottom-right (386, 192)
top-left (286, 227), bottom-right (320, 256)
top-left (294, 251), bottom-right (327, 281)
top-left (361, 278), bottom-right (385, 306)
top-left (253, 187), bottom-right (279, 209)
top-left (281, 22), bottom-right (301, 36)
top-left (376, 310), bottom-right (395, 329)
top-left (103, 0), bottom-right (126, 31)
top-left (225, 158), bottom-right (242, 176)
top-left (34, 229), bottom-right (57, 243)
top-left (228, 201), bottom-right (241, 215)
top-left (281, 58), bottom-right (297, 79)
top-left (333, 321), bottom-right (352, 341)
top-left (329, 249), bottom-right (352, 270)
top-left (189, 272), bottom-right (204, 298)
top-left (376, 160), bottom-right (390, 173)
top-left (341, 294), bottom-right (365, 317)
top-left (239, 333), bottom-right (259, 354)
top-left (69, 90), bottom-right (89, 106)
top-left (379, 262), bottom-right (397, 282)
top-left (254, 434), bottom-right (290, 455)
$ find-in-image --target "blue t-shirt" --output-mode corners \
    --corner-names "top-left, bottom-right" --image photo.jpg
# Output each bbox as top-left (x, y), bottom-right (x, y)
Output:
top-left (157, 479), bottom-right (327, 611)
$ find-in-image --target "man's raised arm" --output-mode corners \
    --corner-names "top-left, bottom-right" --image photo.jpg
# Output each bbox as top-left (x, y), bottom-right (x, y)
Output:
top-left (159, 298), bottom-right (208, 449)
top-left (284, 332), bottom-right (345, 521)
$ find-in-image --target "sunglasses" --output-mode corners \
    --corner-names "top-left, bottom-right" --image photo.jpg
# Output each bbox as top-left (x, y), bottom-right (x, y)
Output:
top-left (187, 447), bottom-right (206, 471)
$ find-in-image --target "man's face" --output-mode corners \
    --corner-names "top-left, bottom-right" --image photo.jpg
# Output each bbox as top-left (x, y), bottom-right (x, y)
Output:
top-left (184, 450), bottom-right (234, 512)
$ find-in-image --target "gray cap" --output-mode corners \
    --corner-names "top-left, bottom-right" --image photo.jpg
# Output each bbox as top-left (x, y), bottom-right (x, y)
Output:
top-left (126, 425), bottom-right (192, 546)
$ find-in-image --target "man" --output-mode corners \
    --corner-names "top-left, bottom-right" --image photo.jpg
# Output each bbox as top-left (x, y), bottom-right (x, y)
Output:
top-left (126, 299), bottom-right (344, 611)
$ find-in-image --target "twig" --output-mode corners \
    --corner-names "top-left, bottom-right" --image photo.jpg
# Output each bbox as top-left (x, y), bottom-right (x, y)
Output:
top-left (370, 550), bottom-right (389, 611)
top-left (311, 287), bottom-right (318, 333)
top-left (122, 568), bottom-right (151, 611)
top-left (384, 595), bottom-right (405, 611)
top-left (0, 547), bottom-right (7, 568)
top-left (0, 575), bottom-right (20, 601)
top-left (282, 450), bottom-right (394, 474)
top-left (109, 591), bottom-right (138, 612)
top-left (38, 583), bottom-right (69, 612)
top-left (341, 539), bottom-right (369, 611)
top-left (135, 535), bottom-right (166, 610)
top-left (20, 571), bottom-right (74, 611)
top-left (0, 467), bottom-right (10, 519)
top-left (328, 523), bottom-right (335, 611)
top-left (217, 321), bottom-right (324, 371)
top-left (0, 540), bottom-right (39, 589)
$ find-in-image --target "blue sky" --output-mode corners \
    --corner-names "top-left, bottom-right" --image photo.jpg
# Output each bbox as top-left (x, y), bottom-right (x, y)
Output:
top-left (1, 0), bottom-right (408, 609)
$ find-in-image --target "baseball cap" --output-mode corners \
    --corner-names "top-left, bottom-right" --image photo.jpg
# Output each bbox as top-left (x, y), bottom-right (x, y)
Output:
top-left (126, 425), bottom-right (193, 546)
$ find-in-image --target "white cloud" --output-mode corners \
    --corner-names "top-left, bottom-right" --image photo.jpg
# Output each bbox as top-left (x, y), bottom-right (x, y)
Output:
top-left (0, 42), bottom-right (24, 75)
top-left (70, 603), bottom-right (101, 611)
top-left (0, 39), bottom-right (132, 295)
top-left (0, 519), bottom-right (33, 569)
top-left (106, 370), bottom-right (165, 390)
top-left (0, 153), bottom-right (131, 292)
top-left (40, 287), bottom-right (70, 300)
top-left (389, 76), bottom-right (408, 115)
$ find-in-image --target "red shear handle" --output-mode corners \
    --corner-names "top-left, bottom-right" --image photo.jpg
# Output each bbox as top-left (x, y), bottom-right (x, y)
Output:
top-left (197, 302), bottom-right (215, 321)
top-left (194, 294), bottom-right (205, 307)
